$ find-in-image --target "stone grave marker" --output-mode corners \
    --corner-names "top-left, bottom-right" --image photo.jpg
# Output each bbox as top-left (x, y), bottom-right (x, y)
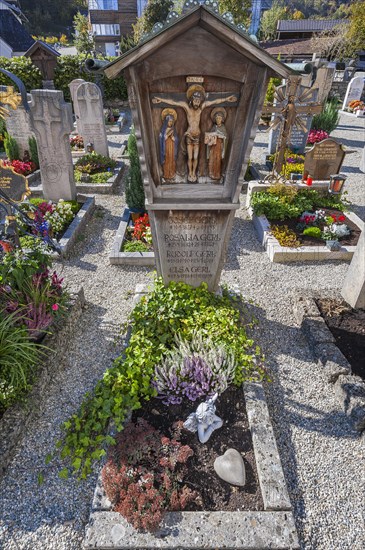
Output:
top-left (341, 229), bottom-right (365, 309)
top-left (69, 78), bottom-right (85, 135)
top-left (29, 89), bottom-right (76, 201)
top-left (342, 75), bottom-right (365, 110)
top-left (76, 82), bottom-right (109, 157)
top-left (103, 4), bottom-right (295, 291)
top-left (315, 66), bottom-right (335, 104)
top-left (303, 138), bottom-right (346, 180)
top-left (268, 83), bottom-right (319, 154)
top-left (0, 164), bottom-right (30, 203)
top-left (0, 86), bottom-right (34, 157)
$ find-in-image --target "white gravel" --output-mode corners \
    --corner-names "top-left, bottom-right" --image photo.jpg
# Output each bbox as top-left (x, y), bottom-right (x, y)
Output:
top-left (0, 112), bottom-right (364, 550)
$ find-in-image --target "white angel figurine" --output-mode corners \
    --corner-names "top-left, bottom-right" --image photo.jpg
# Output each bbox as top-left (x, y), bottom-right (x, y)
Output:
top-left (183, 393), bottom-right (223, 443)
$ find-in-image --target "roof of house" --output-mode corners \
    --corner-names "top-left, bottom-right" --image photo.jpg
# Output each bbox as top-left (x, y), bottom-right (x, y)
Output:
top-left (25, 40), bottom-right (60, 58)
top-left (104, 5), bottom-right (296, 80)
top-left (277, 19), bottom-right (348, 33)
top-left (261, 38), bottom-right (325, 56)
top-left (0, 9), bottom-right (34, 52)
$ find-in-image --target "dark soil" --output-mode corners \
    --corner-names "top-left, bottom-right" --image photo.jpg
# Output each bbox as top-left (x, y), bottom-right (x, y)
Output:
top-left (317, 298), bottom-right (365, 379)
top-left (271, 209), bottom-right (361, 247)
top-left (132, 386), bottom-right (264, 512)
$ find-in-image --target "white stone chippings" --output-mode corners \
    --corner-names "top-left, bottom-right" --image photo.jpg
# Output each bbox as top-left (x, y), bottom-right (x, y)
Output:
top-left (0, 111), bottom-right (364, 550)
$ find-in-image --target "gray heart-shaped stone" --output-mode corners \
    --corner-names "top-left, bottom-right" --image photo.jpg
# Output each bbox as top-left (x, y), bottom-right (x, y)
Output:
top-left (214, 448), bottom-right (246, 487)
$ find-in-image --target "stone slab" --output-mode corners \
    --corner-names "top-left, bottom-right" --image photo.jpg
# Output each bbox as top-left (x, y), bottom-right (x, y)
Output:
top-left (84, 510), bottom-right (299, 549)
top-left (244, 382), bottom-right (292, 511)
top-left (341, 228), bottom-right (365, 309)
top-left (55, 196), bottom-right (95, 259)
top-left (301, 316), bottom-right (336, 346)
top-left (293, 296), bottom-right (321, 325)
top-left (109, 207), bottom-right (156, 266)
top-left (75, 162), bottom-right (125, 195)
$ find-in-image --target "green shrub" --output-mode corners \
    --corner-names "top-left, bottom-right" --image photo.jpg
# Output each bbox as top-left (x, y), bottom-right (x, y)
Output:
top-left (75, 153), bottom-right (116, 174)
top-left (0, 56), bottom-right (42, 91)
top-left (311, 98), bottom-right (340, 134)
top-left (122, 240), bottom-right (150, 252)
top-left (4, 132), bottom-right (20, 161)
top-left (125, 129), bottom-right (145, 210)
top-left (303, 226), bottom-right (322, 239)
top-left (28, 136), bottom-right (39, 168)
top-left (75, 170), bottom-right (111, 183)
top-left (55, 279), bottom-right (263, 479)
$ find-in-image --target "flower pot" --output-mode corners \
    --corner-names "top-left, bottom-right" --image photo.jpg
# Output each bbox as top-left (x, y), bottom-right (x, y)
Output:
top-left (326, 240), bottom-right (341, 251)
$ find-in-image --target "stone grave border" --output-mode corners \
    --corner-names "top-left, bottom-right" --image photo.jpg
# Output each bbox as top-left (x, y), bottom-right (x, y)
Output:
top-left (339, 110), bottom-right (365, 118)
top-left (52, 195), bottom-right (96, 259)
top-left (109, 207), bottom-right (155, 266)
top-left (293, 290), bottom-right (365, 432)
top-left (246, 181), bottom-right (364, 263)
top-left (84, 282), bottom-right (299, 549)
top-left (0, 287), bottom-right (85, 478)
top-left (75, 161), bottom-right (125, 195)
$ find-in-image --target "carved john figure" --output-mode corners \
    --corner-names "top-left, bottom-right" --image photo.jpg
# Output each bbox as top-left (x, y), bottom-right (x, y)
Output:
top-left (205, 108), bottom-right (228, 181)
top-left (159, 108), bottom-right (178, 180)
top-left (152, 85), bottom-right (236, 183)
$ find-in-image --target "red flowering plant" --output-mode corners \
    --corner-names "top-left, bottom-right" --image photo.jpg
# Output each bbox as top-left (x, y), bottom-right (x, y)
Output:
top-left (123, 213), bottom-right (153, 252)
top-left (296, 209), bottom-right (350, 241)
top-left (307, 129), bottom-right (329, 145)
top-left (69, 135), bottom-right (84, 149)
top-left (1, 159), bottom-right (37, 176)
top-left (101, 418), bottom-right (197, 531)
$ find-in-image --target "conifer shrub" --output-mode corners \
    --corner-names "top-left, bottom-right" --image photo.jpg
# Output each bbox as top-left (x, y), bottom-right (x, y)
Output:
top-left (125, 129), bottom-right (145, 210)
top-left (4, 133), bottom-right (20, 161)
top-left (28, 136), bottom-right (39, 168)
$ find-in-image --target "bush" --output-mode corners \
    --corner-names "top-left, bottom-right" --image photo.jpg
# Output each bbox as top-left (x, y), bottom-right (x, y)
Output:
top-left (122, 240), bottom-right (150, 252)
top-left (4, 133), bottom-right (20, 161)
top-left (28, 136), bottom-right (39, 168)
top-left (75, 153), bottom-right (116, 174)
top-left (303, 226), bottom-right (322, 238)
top-left (0, 57), bottom-right (42, 91)
top-left (56, 278), bottom-right (263, 479)
top-left (270, 225), bottom-right (301, 247)
top-left (311, 98), bottom-right (339, 134)
top-left (125, 129), bottom-right (145, 210)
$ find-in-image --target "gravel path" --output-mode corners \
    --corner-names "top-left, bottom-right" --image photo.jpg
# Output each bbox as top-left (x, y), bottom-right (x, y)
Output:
top-left (0, 112), bottom-right (364, 550)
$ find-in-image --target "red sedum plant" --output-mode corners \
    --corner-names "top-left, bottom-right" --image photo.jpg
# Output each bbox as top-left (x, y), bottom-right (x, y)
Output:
top-left (101, 418), bottom-right (197, 531)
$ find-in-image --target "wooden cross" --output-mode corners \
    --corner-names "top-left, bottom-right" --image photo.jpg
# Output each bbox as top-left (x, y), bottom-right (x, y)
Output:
top-left (262, 76), bottom-right (323, 174)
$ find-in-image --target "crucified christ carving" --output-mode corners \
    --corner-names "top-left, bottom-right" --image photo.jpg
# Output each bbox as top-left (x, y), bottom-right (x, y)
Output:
top-left (152, 84), bottom-right (237, 183)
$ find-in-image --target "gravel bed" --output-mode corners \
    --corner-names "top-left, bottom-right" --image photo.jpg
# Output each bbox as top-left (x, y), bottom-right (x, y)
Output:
top-left (0, 112), bottom-right (364, 550)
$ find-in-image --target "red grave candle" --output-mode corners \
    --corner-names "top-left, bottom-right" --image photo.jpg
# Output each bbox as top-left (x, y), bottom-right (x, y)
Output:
top-left (306, 176), bottom-right (313, 186)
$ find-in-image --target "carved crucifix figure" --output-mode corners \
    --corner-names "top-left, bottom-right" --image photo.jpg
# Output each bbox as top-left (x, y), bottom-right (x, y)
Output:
top-left (262, 76), bottom-right (322, 174)
top-left (152, 85), bottom-right (237, 182)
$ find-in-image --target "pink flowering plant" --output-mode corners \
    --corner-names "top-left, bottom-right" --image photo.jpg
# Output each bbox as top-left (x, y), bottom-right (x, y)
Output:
top-left (307, 129), bottom-right (329, 145)
top-left (296, 209), bottom-right (350, 241)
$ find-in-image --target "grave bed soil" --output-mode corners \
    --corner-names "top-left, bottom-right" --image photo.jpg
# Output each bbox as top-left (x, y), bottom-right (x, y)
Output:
top-left (316, 298), bottom-right (365, 380)
top-left (270, 209), bottom-right (361, 247)
top-left (130, 385), bottom-right (264, 513)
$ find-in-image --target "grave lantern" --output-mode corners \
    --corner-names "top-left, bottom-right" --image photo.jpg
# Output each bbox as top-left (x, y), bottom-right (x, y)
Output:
top-left (328, 174), bottom-right (347, 194)
top-left (103, 2), bottom-right (295, 290)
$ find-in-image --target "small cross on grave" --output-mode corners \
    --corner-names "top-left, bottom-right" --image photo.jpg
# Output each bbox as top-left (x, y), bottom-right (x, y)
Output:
top-left (262, 75), bottom-right (322, 174)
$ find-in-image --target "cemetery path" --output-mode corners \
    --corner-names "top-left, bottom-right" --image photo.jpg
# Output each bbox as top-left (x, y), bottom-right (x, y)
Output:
top-left (0, 112), bottom-right (364, 550)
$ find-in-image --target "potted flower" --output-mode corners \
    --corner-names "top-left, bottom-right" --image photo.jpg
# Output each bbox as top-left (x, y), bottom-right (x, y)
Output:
top-left (321, 214), bottom-right (351, 250)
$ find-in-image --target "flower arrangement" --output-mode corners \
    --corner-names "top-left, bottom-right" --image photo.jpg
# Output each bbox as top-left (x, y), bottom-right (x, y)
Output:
top-left (75, 152), bottom-right (116, 175)
top-left (307, 129), bottom-right (329, 145)
top-left (122, 213), bottom-right (153, 252)
top-left (101, 418), bottom-right (196, 531)
top-left (297, 209), bottom-right (350, 242)
top-left (19, 199), bottom-right (79, 239)
top-left (1, 159), bottom-right (37, 176)
top-left (69, 135), bottom-right (84, 149)
top-left (347, 100), bottom-right (365, 113)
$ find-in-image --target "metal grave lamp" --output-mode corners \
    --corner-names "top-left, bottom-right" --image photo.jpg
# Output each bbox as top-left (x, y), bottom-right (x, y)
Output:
top-left (328, 174), bottom-right (347, 194)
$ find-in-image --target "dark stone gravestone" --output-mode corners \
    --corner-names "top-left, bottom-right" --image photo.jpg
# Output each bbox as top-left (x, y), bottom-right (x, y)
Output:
top-left (103, 4), bottom-right (294, 290)
top-left (268, 84), bottom-right (319, 155)
top-left (0, 164), bottom-right (30, 203)
top-left (303, 138), bottom-right (346, 181)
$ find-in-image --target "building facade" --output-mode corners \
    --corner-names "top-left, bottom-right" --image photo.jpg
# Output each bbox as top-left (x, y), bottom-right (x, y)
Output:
top-left (0, 0), bottom-right (34, 58)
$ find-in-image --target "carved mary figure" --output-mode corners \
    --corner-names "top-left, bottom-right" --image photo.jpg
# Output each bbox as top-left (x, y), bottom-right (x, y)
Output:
top-left (159, 108), bottom-right (178, 180)
top-left (206, 107), bottom-right (228, 181)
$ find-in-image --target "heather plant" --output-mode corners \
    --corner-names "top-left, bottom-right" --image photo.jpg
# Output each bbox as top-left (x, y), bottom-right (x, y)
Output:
top-left (153, 333), bottom-right (236, 405)
top-left (101, 418), bottom-right (196, 531)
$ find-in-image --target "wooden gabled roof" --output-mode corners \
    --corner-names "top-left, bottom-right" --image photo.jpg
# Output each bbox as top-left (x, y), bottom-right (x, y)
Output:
top-left (104, 5), bottom-right (296, 80)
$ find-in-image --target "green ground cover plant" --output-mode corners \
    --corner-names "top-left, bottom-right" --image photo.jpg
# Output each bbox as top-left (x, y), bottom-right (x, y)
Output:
top-left (54, 278), bottom-right (263, 479)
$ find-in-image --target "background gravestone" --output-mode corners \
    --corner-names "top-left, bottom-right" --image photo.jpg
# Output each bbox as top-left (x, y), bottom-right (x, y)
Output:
top-left (69, 78), bottom-right (85, 135)
top-left (303, 138), bottom-right (346, 180)
top-left (268, 84), bottom-right (319, 154)
top-left (342, 75), bottom-right (365, 109)
top-left (341, 229), bottom-right (365, 309)
top-left (0, 86), bottom-right (34, 157)
top-left (76, 82), bottom-right (109, 157)
top-left (29, 89), bottom-right (76, 201)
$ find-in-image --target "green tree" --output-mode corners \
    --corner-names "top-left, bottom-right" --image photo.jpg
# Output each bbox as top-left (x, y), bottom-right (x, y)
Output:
top-left (73, 12), bottom-right (95, 55)
top-left (346, 1), bottom-right (365, 56)
top-left (219, 0), bottom-right (251, 25)
top-left (133, 0), bottom-right (174, 42)
top-left (260, 1), bottom-right (290, 41)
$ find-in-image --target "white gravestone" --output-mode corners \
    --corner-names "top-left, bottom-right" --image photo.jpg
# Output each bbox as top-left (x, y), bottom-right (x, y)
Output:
top-left (341, 229), bottom-right (365, 309)
top-left (342, 75), bottom-right (365, 110)
top-left (268, 84), bottom-right (319, 155)
top-left (1, 86), bottom-right (34, 157)
top-left (29, 89), bottom-right (76, 201)
top-left (69, 78), bottom-right (85, 135)
top-left (76, 82), bottom-right (109, 157)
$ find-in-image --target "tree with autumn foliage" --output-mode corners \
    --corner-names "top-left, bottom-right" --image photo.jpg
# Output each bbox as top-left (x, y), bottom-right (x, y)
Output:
top-left (219, 0), bottom-right (252, 25)
top-left (345, 1), bottom-right (365, 56)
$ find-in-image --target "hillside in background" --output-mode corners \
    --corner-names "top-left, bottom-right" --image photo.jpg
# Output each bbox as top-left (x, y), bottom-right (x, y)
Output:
top-left (19, 0), bottom-right (87, 36)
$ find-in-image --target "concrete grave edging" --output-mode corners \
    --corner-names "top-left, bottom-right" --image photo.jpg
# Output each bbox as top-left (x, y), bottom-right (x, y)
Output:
top-left (0, 287), bottom-right (85, 478)
top-left (109, 207), bottom-right (155, 266)
top-left (53, 195), bottom-right (96, 259)
top-left (251, 211), bottom-right (363, 263)
top-left (84, 310), bottom-right (299, 549)
top-left (293, 290), bottom-right (365, 432)
top-left (75, 161), bottom-right (125, 195)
